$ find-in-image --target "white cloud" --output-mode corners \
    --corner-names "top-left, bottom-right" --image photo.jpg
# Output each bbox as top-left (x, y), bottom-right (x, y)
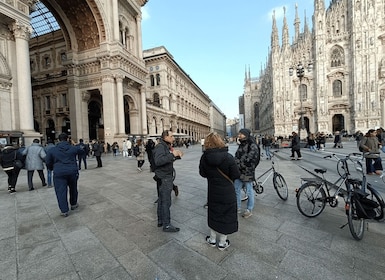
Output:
top-left (141, 6), bottom-right (150, 21)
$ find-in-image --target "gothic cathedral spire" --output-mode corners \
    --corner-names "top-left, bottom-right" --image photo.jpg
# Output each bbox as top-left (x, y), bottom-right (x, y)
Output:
top-left (271, 10), bottom-right (279, 52)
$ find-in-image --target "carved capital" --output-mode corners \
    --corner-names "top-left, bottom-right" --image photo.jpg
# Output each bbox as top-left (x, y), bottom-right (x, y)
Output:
top-left (11, 22), bottom-right (31, 40)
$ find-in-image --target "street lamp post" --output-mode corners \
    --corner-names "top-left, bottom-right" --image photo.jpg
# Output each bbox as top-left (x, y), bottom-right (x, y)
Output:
top-left (289, 62), bottom-right (312, 138)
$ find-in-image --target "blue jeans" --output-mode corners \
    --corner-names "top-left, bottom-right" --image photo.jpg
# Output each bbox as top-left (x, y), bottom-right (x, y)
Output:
top-left (264, 146), bottom-right (272, 159)
top-left (53, 173), bottom-right (79, 213)
top-left (234, 179), bottom-right (254, 211)
top-left (157, 176), bottom-right (173, 227)
top-left (47, 169), bottom-right (52, 186)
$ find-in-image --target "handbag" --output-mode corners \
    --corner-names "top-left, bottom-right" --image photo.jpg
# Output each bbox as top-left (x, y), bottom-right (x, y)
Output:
top-left (13, 152), bottom-right (23, 169)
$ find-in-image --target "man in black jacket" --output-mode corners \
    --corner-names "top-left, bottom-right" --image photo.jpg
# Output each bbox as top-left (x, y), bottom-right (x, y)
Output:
top-left (153, 130), bottom-right (183, 232)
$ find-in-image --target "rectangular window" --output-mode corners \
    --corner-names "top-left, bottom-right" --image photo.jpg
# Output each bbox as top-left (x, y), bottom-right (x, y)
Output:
top-left (45, 96), bottom-right (51, 110)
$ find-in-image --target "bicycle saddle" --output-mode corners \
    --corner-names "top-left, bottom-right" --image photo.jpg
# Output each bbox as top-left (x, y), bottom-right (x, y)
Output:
top-left (314, 168), bottom-right (327, 174)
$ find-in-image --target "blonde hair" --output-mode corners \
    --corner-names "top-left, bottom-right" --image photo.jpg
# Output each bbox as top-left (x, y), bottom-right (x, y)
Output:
top-left (204, 132), bottom-right (226, 149)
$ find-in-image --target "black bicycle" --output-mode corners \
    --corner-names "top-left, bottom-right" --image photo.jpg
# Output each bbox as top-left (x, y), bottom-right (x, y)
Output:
top-left (242, 150), bottom-right (288, 201)
top-left (296, 153), bottom-right (384, 240)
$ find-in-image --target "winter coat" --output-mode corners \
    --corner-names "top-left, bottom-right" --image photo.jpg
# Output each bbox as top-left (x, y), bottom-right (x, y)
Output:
top-left (0, 146), bottom-right (20, 171)
top-left (291, 134), bottom-right (301, 150)
top-left (22, 143), bottom-right (46, 171)
top-left (92, 142), bottom-right (102, 156)
top-left (235, 139), bottom-right (260, 182)
top-left (136, 144), bottom-right (145, 161)
top-left (359, 136), bottom-right (380, 158)
top-left (45, 141), bottom-right (84, 176)
top-left (153, 139), bottom-right (175, 179)
top-left (199, 147), bottom-right (240, 235)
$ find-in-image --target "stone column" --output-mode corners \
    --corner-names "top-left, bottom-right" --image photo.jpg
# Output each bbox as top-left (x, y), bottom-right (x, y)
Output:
top-left (81, 91), bottom-right (91, 142)
top-left (116, 75), bottom-right (125, 134)
top-left (12, 22), bottom-right (34, 132)
top-left (140, 85), bottom-right (147, 135)
top-left (136, 14), bottom-right (143, 59)
top-left (67, 75), bottom-right (82, 141)
top-left (101, 75), bottom-right (116, 143)
top-left (112, 0), bottom-right (120, 41)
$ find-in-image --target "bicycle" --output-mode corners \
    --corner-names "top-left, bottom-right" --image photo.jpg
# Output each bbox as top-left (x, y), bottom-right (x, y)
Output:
top-left (296, 153), bottom-right (384, 240)
top-left (343, 153), bottom-right (384, 240)
top-left (242, 150), bottom-right (288, 201)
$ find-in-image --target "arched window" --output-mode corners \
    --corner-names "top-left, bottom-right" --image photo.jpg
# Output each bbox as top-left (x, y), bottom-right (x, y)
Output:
top-left (330, 46), bottom-right (344, 67)
top-left (333, 80), bottom-right (342, 96)
top-left (156, 74), bottom-right (160, 86)
top-left (299, 84), bottom-right (307, 100)
top-left (150, 75), bottom-right (154, 87)
top-left (153, 93), bottom-right (160, 107)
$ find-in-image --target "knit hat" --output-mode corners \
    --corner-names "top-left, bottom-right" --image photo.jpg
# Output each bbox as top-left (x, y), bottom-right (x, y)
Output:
top-left (239, 128), bottom-right (251, 139)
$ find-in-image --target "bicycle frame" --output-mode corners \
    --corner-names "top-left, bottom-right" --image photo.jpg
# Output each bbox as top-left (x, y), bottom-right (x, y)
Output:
top-left (298, 165), bottom-right (349, 200)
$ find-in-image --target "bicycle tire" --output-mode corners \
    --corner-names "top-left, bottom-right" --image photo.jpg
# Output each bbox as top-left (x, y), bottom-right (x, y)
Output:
top-left (296, 182), bottom-right (326, 217)
top-left (273, 173), bottom-right (288, 201)
top-left (347, 194), bottom-right (365, 240)
top-left (367, 184), bottom-right (385, 221)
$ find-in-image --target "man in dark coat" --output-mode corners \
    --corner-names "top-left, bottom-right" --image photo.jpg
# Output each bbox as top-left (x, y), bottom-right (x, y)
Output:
top-left (45, 133), bottom-right (84, 217)
top-left (153, 130), bottom-right (183, 232)
top-left (234, 128), bottom-right (260, 219)
top-left (92, 139), bottom-right (103, 167)
top-left (199, 132), bottom-right (240, 250)
top-left (290, 131), bottom-right (302, 160)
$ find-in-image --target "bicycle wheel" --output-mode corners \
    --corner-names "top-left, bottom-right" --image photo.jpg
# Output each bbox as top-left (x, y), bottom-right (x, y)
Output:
top-left (296, 182), bottom-right (326, 217)
top-left (367, 184), bottom-right (385, 221)
top-left (273, 173), bottom-right (288, 201)
top-left (347, 194), bottom-right (365, 240)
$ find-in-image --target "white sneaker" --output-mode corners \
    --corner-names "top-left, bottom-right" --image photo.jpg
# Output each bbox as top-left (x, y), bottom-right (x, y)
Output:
top-left (218, 240), bottom-right (230, 251)
top-left (242, 209), bottom-right (252, 218)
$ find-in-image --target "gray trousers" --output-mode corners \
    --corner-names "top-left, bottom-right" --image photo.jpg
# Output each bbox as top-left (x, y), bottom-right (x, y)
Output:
top-left (157, 176), bottom-right (173, 226)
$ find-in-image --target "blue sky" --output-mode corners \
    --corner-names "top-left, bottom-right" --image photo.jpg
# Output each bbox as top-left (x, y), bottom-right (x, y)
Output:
top-left (141, 1), bottom-right (316, 119)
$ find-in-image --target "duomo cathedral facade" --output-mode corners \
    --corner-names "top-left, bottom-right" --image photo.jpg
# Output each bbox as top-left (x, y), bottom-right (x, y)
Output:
top-left (243, 0), bottom-right (385, 138)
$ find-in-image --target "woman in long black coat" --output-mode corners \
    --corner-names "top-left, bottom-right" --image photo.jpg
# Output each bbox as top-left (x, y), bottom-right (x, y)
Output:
top-left (199, 132), bottom-right (240, 251)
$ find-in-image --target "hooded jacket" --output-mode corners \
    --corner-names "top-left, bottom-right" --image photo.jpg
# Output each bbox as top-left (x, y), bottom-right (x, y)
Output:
top-left (199, 147), bottom-right (240, 234)
top-left (45, 141), bottom-right (84, 176)
top-left (153, 139), bottom-right (175, 179)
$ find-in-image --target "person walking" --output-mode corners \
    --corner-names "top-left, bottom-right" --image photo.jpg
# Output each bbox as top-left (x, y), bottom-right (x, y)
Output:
top-left (263, 134), bottom-right (273, 160)
top-left (122, 140), bottom-right (128, 157)
top-left (22, 139), bottom-right (47, 191)
top-left (145, 139), bottom-right (156, 172)
top-left (290, 131), bottom-right (302, 160)
top-left (333, 131), bottom-right (342, 148)
top-left (45, 133), bottom-right (85, 217)
top-left (153, 130), bottom-right (183, 232)
top-left (359, 129), bottom-right (383, 175)
top-left (92, 140), bottom-right (103, 167)
top-left (0, 144), bottom-right (23, 193)
top-left (136, 139), bottom-right (145, 172)
top-left (44, 139), bottom-right (56, 187)
top-left (76, 139), bottom-right (89, 170)
top-left (127, 139), bottom-right (133, 157)
top-left (307, 133), bottom-right (317, 152)
top-left (234, 128), bottom-right (260, 219)
top-left (199, 132), bottom-right (240, 251)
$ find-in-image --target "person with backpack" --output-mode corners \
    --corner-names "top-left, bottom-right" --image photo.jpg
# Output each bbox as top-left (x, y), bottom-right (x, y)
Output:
top-left (77, 139), bottom-right (89, 170)
top-left (234, 128), bottom-right (260, 219)
top-left (0, 144), bottom-right (24, 193)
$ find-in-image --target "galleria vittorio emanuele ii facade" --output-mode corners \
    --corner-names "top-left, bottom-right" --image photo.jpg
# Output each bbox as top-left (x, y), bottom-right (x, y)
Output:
top-left (0, 0), bottom-right (225, 146)
top-left (242, 0), bottom-right (385, 139)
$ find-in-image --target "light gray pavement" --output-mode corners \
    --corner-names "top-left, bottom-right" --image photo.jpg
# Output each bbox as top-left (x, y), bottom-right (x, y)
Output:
top-left (1, 142), bottom-right (385, 280)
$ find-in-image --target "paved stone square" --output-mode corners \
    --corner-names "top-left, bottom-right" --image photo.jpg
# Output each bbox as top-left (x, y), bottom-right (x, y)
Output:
top-left (0, 143), bottom-right (384, 279)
